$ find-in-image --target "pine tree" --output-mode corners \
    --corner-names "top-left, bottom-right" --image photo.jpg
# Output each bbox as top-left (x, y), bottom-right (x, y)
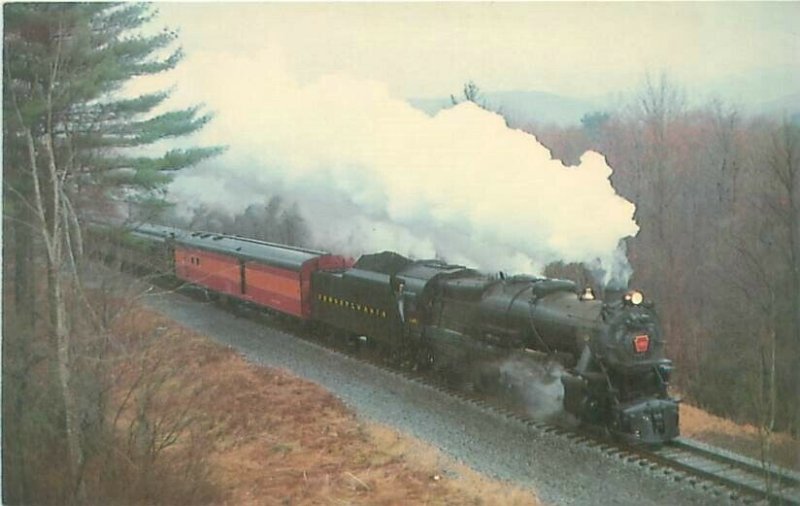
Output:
top-left (3, 4), bottom-right (220, 501)
top-left (4, 3), bottom-right (222, 225)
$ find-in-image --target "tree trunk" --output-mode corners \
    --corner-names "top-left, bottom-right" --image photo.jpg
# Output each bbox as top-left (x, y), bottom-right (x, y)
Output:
top-left (10, 183), bottom-right (37, 332)
top-left (788, 126), bottom-right (800, 436)
top-left (46, 243), bottom-right (86, 504)
top-left (26, 121), bottom-right (86, 502)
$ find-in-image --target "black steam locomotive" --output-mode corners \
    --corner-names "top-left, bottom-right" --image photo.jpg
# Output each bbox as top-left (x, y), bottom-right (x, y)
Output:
top-left (314, 252), bottom-right (679, 444)
top-left (94, 224), bottom-right (679, 444)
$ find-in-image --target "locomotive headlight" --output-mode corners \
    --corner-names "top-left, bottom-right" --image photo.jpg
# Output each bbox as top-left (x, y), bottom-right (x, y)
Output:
top-left (624, 290), bottom-right (644, 305)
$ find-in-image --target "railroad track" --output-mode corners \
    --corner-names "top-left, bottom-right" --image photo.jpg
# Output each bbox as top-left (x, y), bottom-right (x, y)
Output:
top-left (645, 438), bottom-right (800, 505)
top-left (175, 281), bottom-right (800, 504)
top-left (403, 364), bottom-right (800, 505)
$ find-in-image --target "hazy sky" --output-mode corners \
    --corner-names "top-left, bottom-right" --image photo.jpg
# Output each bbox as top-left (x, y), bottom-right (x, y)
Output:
top-left (156, 2), bottom-right (799, 100)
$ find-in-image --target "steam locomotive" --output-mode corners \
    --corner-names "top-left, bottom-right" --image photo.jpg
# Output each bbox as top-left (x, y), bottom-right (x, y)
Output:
top-left (93, 222), bottom-right (679, 444)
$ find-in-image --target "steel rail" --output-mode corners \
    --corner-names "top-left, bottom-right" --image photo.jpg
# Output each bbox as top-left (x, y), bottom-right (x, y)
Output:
top-left (643, 437), bottom-right (800, 505)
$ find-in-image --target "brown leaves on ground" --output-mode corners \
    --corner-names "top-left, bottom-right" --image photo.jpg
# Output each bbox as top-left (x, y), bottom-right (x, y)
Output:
top-left (119, 307), bottom-right (540, 505)
top-left (680, 403), bottom-right (799, 471)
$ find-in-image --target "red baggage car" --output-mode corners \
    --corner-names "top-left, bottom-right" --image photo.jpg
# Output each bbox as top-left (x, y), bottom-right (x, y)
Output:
top-left (174, 232), bottom-right (348, 319)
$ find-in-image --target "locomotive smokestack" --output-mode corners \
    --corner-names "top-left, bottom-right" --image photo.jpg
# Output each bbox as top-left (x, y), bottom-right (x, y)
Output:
top-left (602, 288), bottom-right (626, 303)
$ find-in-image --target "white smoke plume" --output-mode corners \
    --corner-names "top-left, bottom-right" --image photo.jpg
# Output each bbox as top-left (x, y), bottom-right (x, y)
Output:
top-left (153, 48), bottom-right (638, 283)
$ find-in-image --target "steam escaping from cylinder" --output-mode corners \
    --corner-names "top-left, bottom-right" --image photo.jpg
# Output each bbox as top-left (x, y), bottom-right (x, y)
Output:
top-left (497, 356), bottom-right (572, 423)
top-left (154, 48), bottom-right (638, 284)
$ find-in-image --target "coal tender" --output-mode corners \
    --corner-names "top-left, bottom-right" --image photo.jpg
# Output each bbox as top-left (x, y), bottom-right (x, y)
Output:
top-left (316, 252), bottom-right (680, 444)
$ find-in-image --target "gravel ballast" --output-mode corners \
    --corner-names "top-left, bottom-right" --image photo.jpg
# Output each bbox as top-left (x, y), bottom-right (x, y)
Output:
top-left (147, 289), bottom-right (731, 505)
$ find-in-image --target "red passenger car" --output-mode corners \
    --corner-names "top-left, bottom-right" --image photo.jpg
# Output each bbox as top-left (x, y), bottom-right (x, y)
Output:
top-left (174, 232), bottom-right (348, 319)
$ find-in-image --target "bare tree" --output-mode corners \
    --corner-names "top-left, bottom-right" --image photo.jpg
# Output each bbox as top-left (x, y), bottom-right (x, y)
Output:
top-left (709, 100), bottom-right (742, 206)
top-left (764, 119), bottom-right (800, 435)
top-left (5, 26), bottom-right (86, 496)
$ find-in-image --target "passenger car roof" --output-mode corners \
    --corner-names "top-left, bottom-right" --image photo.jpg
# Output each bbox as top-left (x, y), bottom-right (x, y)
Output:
top-left (175, 231), bottom-right (330, 270)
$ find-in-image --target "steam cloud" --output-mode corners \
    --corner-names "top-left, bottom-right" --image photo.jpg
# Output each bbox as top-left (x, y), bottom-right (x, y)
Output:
top-left (498, 356), bottom-right (569, 423)
top-left (155, 48), bottom-right (638, 285)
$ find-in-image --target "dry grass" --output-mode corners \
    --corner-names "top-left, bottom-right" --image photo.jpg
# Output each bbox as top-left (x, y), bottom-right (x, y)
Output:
top-left (123, 306), bottom-right (541, 505)
top-left (680, 403), bottom-right (799, 471)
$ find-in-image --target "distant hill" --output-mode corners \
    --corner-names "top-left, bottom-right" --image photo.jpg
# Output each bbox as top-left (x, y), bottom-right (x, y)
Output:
top-left (410, 67), bottom-right (800, 128)
top-left (697, 65), bottom-right (800, 119)
top-left (410, 90), bottom-right (600, 127)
